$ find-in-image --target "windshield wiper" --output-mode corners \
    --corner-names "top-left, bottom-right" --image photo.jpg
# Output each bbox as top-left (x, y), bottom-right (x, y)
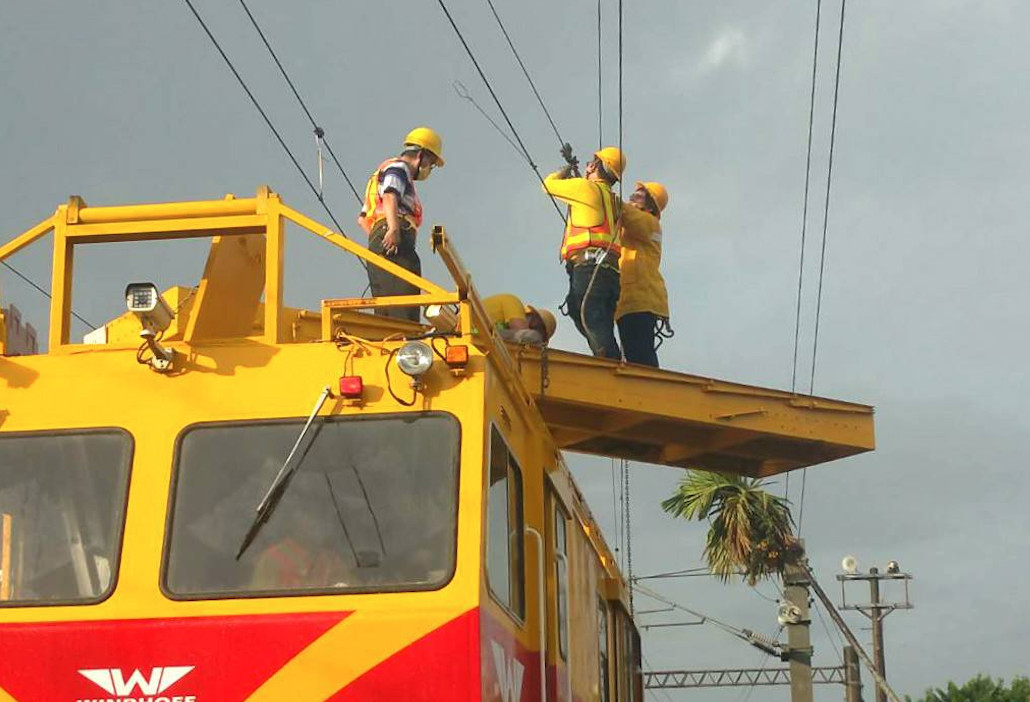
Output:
top-left (235, 385), bottom-right (332, 560)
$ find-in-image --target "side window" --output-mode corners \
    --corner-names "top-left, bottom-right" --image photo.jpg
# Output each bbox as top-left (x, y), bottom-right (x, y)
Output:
top-left (554, 502), bottom-right (570, 660)
top-left (0, 431), bottom-right (132, 606)
top-left (486, 426), bottom-right (525, 620)
top-left (598, 598), bottom-right (611, 702)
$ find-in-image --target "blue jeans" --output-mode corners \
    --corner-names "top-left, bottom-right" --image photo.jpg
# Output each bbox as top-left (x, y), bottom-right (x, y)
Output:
top-left (565, 263), bottom-right (621, 359)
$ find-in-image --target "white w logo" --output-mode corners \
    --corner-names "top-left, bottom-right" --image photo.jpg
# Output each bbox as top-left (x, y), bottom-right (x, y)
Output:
top-left (490, 642), bottom-right (524, 702)
top-left (78, 666), bottom-right (194, 695)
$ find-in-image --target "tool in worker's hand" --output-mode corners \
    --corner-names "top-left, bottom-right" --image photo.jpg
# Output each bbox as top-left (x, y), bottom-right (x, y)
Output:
top-left (560, 142), bottom-right (580, 176)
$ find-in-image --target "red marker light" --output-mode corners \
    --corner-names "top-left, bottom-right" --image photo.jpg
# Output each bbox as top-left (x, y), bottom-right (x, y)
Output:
top-left (338, 375), bottom-right (364, 399)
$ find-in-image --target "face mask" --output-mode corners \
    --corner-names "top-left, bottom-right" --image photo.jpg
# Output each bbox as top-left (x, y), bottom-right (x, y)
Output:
top-left (416, 162), bottom-right (434, 181)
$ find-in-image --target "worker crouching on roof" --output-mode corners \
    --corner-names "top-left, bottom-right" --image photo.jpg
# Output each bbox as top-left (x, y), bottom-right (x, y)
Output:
top-left (617, 181), bottom-right (671, 367)
top-left (484, 293), bottom-right (557, 345)
top-left (358, 127), bottom-right (445, 322)
top-left (543, 146), bottom-right (626, 359)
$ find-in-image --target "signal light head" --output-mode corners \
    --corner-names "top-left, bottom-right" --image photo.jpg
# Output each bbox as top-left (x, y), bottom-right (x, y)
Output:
top-left (338, 375), bottom-right (364, 399)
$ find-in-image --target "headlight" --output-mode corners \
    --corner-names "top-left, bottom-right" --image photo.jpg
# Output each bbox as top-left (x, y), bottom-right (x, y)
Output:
top-left (395, 341), bottom-right (434, 377)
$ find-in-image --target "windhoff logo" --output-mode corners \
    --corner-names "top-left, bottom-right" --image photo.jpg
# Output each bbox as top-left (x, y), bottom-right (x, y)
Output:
top-left (76, 666), bottom-right (196, 702)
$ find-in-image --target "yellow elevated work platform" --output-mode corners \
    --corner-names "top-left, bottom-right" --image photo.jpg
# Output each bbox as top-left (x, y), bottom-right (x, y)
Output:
top-left (0, 188), bottom-right (874, 478)
top-left (515, 348), bottom-right (874, 477)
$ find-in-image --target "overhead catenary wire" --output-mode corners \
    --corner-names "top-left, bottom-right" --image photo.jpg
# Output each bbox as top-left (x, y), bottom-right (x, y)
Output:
top-left (483, 0), bottom-right (566, 148)
top-left (597, 0), bottom-right (603, 150)
top-left (436, 0), bottom-right (566, 224)
top-left (786, 0), bottom-right (824, 503)
top-left (0, 261), bottom-right (96, 330)
top-left (632, 582), bottom-right (754, 642)
top-left (800, 0), bottom-right (848, 536)
top-left (234, 0), bottom-right (362, 205)
top-left (181, 0), bottom-right (369, 277)
top-left (809, 0), bottom-right (848, 396)
top-left (790, 0), bottom-right (823, 395)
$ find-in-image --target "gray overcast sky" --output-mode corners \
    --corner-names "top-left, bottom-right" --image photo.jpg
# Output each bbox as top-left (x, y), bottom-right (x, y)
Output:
top-left (2, 0), bottom-right (1029, 699)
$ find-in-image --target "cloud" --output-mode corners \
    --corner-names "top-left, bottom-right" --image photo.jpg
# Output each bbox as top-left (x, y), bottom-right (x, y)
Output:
top-left (698, 27), bottom-right (748, 75)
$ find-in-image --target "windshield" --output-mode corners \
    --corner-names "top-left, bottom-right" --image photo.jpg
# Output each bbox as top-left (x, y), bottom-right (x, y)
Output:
top-left (164, 412), bottom-right (460, 597)
top-left (0, 430), bottom-right (132, 605)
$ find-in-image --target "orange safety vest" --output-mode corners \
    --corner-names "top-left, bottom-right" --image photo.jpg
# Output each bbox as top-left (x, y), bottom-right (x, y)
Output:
top-left (559, 182), bottom-right (622, 261)
top-left (358, 159), bottom-right (424, 232)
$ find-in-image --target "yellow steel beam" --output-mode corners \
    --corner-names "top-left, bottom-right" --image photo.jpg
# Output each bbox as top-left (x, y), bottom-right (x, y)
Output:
top-left (0, 216), bottom-right (54, 262)
top-left (264, 196), bottom-right (285, 343)
top-left (279, 205), bottom-right (449, 296)
top-left (74, 196), bottom-right (259, 224)
top-left (322, 293), bottom-right (461, 311)
top-left (49, 211), bottom-right (73, 349)
top-left (64, 215), bottom-right (267, 242)
top-left (517, 347), bottom-right (875, 476)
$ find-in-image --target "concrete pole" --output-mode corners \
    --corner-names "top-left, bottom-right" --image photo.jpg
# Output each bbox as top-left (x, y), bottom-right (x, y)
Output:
top-left (843, 646), bottom-right (863, 702)
top-left (783, 562), bottom-right (814, 702)
top-left (869, 570), bottom-right (887, 702)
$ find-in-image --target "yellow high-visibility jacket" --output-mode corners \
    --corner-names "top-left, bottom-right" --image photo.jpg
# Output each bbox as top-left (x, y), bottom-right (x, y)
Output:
top-left (616, 204), bottom-right (669, 320)
top-left (483, 293), bottom-right (526, 331)
top-left (543, 170), bottom-right (621, 261)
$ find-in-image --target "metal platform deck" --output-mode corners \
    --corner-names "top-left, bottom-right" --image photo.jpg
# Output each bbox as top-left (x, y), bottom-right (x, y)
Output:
top-left (514, 348), bottom-right (874, 477)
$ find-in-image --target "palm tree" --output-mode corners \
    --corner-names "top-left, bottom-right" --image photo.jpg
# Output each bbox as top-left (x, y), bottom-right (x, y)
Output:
top-left (661, 471), bottom-right (801, 585)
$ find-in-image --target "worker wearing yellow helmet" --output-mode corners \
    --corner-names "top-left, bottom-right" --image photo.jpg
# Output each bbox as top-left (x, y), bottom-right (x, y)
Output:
top-left (483, 294), bottom-right (557, 346)
top-left (358, 127), bottom-right (444, 322)
top-left (543, 145), bottom-right (626, 359)
top-left (616, 181), bottom-right (671, 367)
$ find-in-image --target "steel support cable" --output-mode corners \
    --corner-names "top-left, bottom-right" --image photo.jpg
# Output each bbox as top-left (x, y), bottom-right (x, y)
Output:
top-left (483, 0), bottom-right (566, 148)
top-left (596, 0), bottom-right (603, 150)
top-left (235, 0), bottom-right (362, 204)
top-left (0, 261), bottom-right (96, 330)
top-left (790, 0), bottom-right (823, 395)
top-left (435, 0), bottom-right (566, 224)
top-left (453, 81), bottom-right (528, 163)
top-left (624, 459), bottom-right (633, 611)
top-left (787, 0), bottom-right (824, 501)
top-left (632, 583), bottom-right (749, 640)
top-left (182, 0), bottom-right (369, 278)
top-left (618, 0), bottom-right (624, 200)
top-left (801, 0), bottom-right (848, 536)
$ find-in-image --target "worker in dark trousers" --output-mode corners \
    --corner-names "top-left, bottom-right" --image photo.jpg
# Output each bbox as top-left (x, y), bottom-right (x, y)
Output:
top-left (616, 181), bottom-right (670, 367)
top-left (543, 146), bottom-right (626, 359)
top-left (357, 127), bottom-right (444, 322)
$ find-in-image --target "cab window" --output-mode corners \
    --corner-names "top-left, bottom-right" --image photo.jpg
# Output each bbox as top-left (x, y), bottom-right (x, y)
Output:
top-left (485, 425), bottom-right (525, 619)
top-left (164, 412), bottom-right (460, 597)
top-left (0, 430), bottom-right (132, 605)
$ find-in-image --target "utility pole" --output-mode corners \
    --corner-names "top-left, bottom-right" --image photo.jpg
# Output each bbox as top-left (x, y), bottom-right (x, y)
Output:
top-left (837, 559), bottom-right (913, 702)
top-left (869, 572), bottom-right (887, 702)
top-left (843, 645), bottom-right (863, 702)
top-left (782, 554), bottom-right (813, 702)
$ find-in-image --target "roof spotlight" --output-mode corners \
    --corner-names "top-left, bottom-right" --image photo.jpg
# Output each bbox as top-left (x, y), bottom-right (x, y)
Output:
top-left (125, 282), bottom-right (173, 334)
top-left (395, 341), bottom-right (434, 378)
top-left (886, 560), bottom-right (900, 575)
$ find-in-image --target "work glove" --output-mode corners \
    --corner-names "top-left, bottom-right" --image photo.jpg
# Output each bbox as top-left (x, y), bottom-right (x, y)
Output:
top-left (560, 142), bottom-right (580, 171)
top-left (512, 328), bottom-right (545, 346)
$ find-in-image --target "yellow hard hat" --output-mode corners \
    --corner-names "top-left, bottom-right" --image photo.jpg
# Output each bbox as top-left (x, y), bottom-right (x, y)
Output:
top-left (403, 127), bottom-right (445, 166)
top-left (526, 305), bottom-right (557, 340)
top-left (594, 146), bottom-right (626, 182)
top-left (635, 181), bottom-right (669, 213)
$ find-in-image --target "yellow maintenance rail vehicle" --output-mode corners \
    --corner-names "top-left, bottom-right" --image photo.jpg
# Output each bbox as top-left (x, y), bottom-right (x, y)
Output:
top-left (0, 188), bottom-right (874, 702)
